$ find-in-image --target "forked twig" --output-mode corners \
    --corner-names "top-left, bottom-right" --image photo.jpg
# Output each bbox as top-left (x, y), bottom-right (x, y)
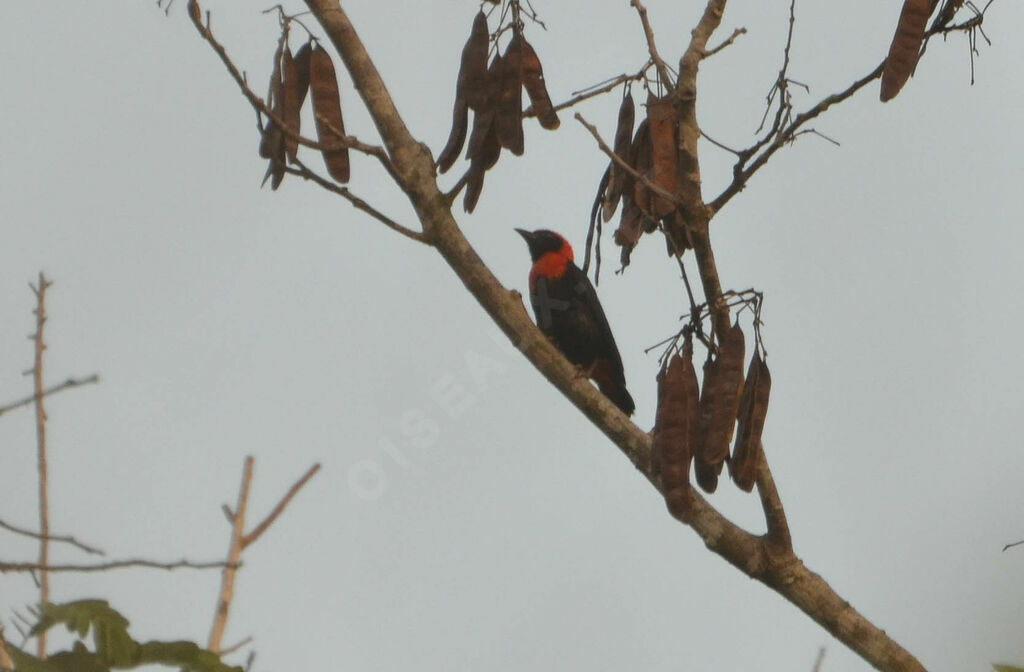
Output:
top-left (208, 457), bottom-right (320, 654)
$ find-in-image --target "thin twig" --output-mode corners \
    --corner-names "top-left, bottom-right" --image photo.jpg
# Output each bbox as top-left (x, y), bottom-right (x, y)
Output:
top-left (242, 463), bottom-right (321, 548)
top-left (28, 273), bottom-right (52, 660)
top-left (631, 0), bottom-right (674, 88)
top-left (285, 160), bottom-right (429, 244)
top-left (811, 647), bottom-right (827, 672)
top-left (708, 61), bottom-right (884, 216)
top-left (705, 27), bottom-right (747, 58)
top-left (1002, 539), bottom-right (1024, 552)
top-left (525, 67), bottom-right (648, 120)
top-left (0, 558), bottom-right (235, 573)
top-left (753, 447), bottom-right (791, 549)
top-left (219, 637), bottom-right (253, 657)
top-left (208, 456), bottom-right (254, 654)
top-left (0, 375), bottom-right (100, 419)
top-left (574, 113), bottom-right (681, 206)
top-left (0, 519), bottom-right (104, 556)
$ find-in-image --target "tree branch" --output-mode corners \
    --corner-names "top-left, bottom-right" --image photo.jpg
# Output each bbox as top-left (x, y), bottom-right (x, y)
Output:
top-left (208, 456), bottom-right (253, 654)
top-left (0, 558), bottom-right (234, 573)
top-left (28, 272), bottom-right (52, 660)
top-left (241, 463), bottom-right (320, 549)
top-left (0, 518), bottom-right (104, 556)
top-left (631, 0), bottom-right (674, 87)
top-left (236, 2), bottom-right (931, 670)
top-left (0, 375), bottom-right (99, 419)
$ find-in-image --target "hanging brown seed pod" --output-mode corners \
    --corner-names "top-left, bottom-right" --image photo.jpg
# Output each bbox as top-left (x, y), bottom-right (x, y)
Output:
top-left (464, 121), bottom-right (500, 213)
top-left (495, 36), bottom-right (525, 156)
top-left (631, 118), bottom-right (654, 218)
top-left (462, 12), bottom-right (491, 111)
top-left (309, 45), bottom-right (350, 184)
top-left (519, 36), bottom-right (559, 130)
top-left (662, 211), bottom-right (691, 256)
top-left (259, 34), bottom-right (288, 189)
top-left (880, 0), bottom-right (933, 102)
top-left (729, 352), bottom-right (771, 492)
top-left (695, 322), bottom-right (745, 492)
top-left (652, 338), bottom-right (700, 521)
top-left (283, 44), bottom-right (312, 164)
top-left (646, 93), bottom-right (679, 218)
top-left (438, 98), bottom-right (470, 174)
top-left (465, 53), bottom-right (502, 161)
top-left (438, 11), bottom-right (490, 172)
top-left (603, 92), bottom-right (635, 222)
top-left (614, 200), bottom-right (644, 267)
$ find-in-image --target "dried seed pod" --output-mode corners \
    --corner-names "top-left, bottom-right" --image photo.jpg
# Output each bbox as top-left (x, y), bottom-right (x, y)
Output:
top-left (495, 36), bottom-right (524, 156)
top-left (603, 92), bottom-right (635, 222)
top-left (309, 45), bottom-right (350, 184)
top-left (631, 118), bottom-right (654, 217)
top-left (695, 322), bottom-right (746, 492)
top-left (662, 211), bottom-right (691, 256)
top-left (439, 11), bottom-right (490, 172)
top-left (260, 39), bottom-right (289, 190)
top-left (646, 93), bottom-right (679, 218)
top-left (652, 339), bottom-right (700, 521)
top-left (519, 36), bottom-right (559, 130)
top-left (465, 53), bottom-right (502, 160)
top-left (258, 37), bottom-right (288, 190)
top-left (880, 0), bottom-right (932, 102)
top-left (614, 200), bottom-right (644, 267)
top-left (461, 12), bottom-right (491, 112)
top-left (283, 44), bottom-right (312, 163)
top-left (438, 97), bottom-right (469, 174)
top-left (464, 121), bottom-right (500, 213)
top-left (729, 352), bottom-right (771, 492)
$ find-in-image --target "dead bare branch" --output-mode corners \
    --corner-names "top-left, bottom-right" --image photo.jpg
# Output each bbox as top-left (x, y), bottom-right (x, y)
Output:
top-left (28, 272), bottom-right (52, 659)
top-left (631, 0), bottom-right (674, 87)
top-left (0, 558), bottom-right (235, 573)
top-left (242, 463), bottom-right (320, 548)
top-left (0, 519), bottom-right (104, 556)
top-left (0, 375), bottom-right (99, 419)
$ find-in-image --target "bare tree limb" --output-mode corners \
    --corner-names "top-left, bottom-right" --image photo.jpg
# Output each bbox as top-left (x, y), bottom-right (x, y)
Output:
top-left (28, 273), bottom-right (52, 660)
top-left (0, 519), bottom-right (104, 556)
top-left (285, 161), bottom-right (429, 244)
top-left (242, 463), bottom-right (320, 549)
top-left (207, 457), bottom-right (319, 653)
top-left (631, 0), bottom-right (674, 87)
top-left (705, 27), bottom-right (747, 58)
top-left (0, 375), bottom-right (99, 419)
top-left (208, 456), bottom-right (253, 654)
top-left (0, 558), bottom-right (234, 573)
top-left (525, 67), bottom-right (648, 120)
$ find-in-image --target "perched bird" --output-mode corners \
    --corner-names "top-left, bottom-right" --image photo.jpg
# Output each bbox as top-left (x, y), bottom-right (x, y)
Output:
top-left (516, 228), bottom-right (635, 416)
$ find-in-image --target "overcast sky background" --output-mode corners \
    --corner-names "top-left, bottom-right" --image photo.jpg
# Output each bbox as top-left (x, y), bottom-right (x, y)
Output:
top-left (2, 1), bottom-right (1023, 671)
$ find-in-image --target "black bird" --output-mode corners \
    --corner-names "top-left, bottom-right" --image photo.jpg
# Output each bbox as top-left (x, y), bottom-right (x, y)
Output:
top-left (516, 228), bottom-right (635, 416)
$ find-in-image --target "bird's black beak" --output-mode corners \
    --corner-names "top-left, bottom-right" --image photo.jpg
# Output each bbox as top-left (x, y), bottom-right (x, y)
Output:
top-left (514, 228), bottom-right (532, 243)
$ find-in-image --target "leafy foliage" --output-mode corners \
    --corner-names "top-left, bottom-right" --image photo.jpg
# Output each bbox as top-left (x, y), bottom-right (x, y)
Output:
top-left (5, 600), bottom-right (241, 672)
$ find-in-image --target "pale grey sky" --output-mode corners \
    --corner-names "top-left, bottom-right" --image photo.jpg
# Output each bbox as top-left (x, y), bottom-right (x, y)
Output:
top-left (2, 2), bottom-right (1023, 671)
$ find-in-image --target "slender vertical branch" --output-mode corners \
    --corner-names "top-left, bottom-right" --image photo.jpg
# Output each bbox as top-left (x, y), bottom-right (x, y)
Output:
top-left (207, 457), bottom-right (320, 654)
top-left (28, 272), bottom-right (53, 660)
top-left (208, 456), bottom-right (253, 654)
top-left (674, 0), bottom-right (730, 339)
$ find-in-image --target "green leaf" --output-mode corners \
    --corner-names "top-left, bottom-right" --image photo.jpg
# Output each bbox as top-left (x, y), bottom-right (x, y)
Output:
top-left (993, 665), bottom-right (1024, 672)
top-left (18, 600), bottom-right (242, 672)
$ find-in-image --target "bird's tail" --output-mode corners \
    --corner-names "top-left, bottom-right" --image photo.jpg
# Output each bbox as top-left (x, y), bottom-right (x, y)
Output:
top-left (599, 381), bottom-right (635, 417)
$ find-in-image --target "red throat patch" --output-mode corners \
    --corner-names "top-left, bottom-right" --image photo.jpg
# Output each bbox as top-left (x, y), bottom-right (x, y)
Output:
top-left (528, 240), bottom-right (574, 290)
